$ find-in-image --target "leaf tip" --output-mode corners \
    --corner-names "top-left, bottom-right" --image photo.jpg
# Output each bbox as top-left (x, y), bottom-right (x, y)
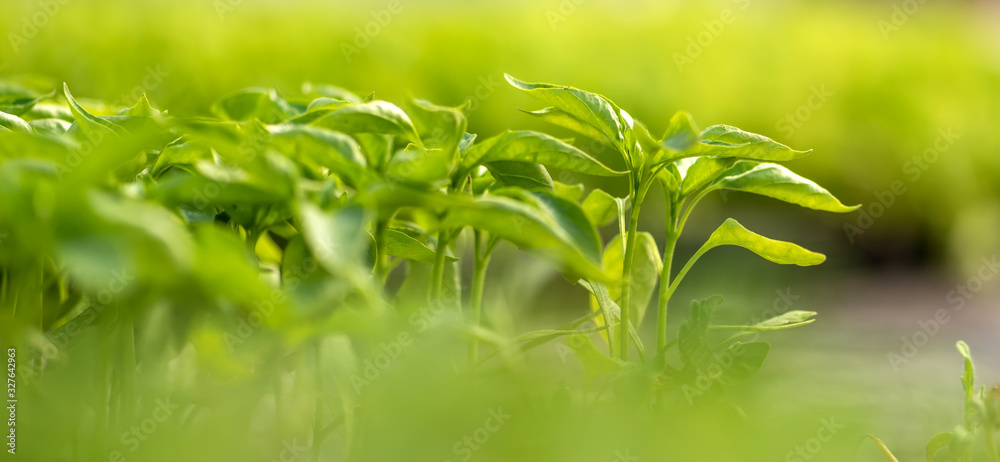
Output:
top-left (956, 340), bottom-right (971, 358)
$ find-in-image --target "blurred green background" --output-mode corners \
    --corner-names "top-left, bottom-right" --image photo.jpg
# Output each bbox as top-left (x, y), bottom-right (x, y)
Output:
top-left (4, 0), bottom-right (1000, 460)
top-left (5, 0), bottom-right (1000, 272)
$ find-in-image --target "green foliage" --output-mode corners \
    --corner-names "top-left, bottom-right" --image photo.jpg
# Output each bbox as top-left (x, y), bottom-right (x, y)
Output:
top-left (507, 74), bottom-right (855, 394)
top-left (1, 74), bottom-right (860, 461)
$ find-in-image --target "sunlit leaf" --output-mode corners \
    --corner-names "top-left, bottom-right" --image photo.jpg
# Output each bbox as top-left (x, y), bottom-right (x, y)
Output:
top-left (712, 162), bottom-right (859, 212)
top-left (697, 218), bottom-right (825, 266)
top-left (506, 74), bottom-right (624, 149)
top-left (461, 130), bottom-right (622, 177)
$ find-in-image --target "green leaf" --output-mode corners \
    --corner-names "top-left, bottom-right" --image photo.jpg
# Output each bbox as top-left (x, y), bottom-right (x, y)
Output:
top-left (579, 279), bottom-right (618, 355)
top-left (353, 133), bottom-right (393, 170)
top-left (88, 190), bottom-right (194, 267)
top-left (655, 124), bottom-right (810, 164)
top-left (599, 233), bottom-right (661, 328)
top-left (957, 340), bottom-right (974, 394)
top-left (150, 142), bottom-right (213, 177)
top-left (949, 426), bottom-right (974, 461)
top-left (487, 323), bottom-right (608, 351)
top-left (505, 74), bottom-right (624, 148)
top-left (461, 130), bottom-right (622, 177)
top-left (698, 218), bottom-right (825, 266)
top-left (710, 310), bottom-right (817, 332)
top-left (632, 118), bottom-right (660, 154)
top-left (859, 434), bottom-right (901, 462)
top-left (0, 110), bottom-right (33, 134)
top-left (382, 229), bottom-right (454, 264)
top-left (28, 118), bottom-right (72, 135)
top-left (552, 181), bottom-right (586, 202)
top-left (312, 101), bottom-right (422, 146)
top-left (565, 333), bottom-right (624, 380)
top-left (267, 123), bottom-right (369, 186)
top-left (300, 203), bottom-right (370, 273)
top-left (459, 131), bottom-right (477, 151)
top-left (0, 89), bottom-right (56, 116)
top-left (211, 88), bottom-right (294, 123)
top-left (404, 97), bottom-right (467, 160)
top-left (306, 97), bottom-right (354, 113)
top-left (386, 144), bottom-right (454, 189)
top-left (957, 341), bottom-right (976, 427)
top-left (581, 189), bottom-right (618, 227)
top-left (118, 94), bottom-right (161, 117)
top-left (155, 158), bottom-right (294, 207)
top-left (484, 161), bottom-right (553, 190)
top-left (301, 82), bottom-right (362, 102)
top-left (718, 342), bottom-right (770, 386)
top-left (441, 189), bottom-right (610, 282)
top-left (678, 295), bottom-right (723, 366)
top-left (580, 281), bottom-right (647, 361)
top-left (63, 83), bottom-right (129, 139)
top-left (712, 162), bottom-right (860, 213)
top-left (660, 111), bottom-right (700, 152)
top-left (679, 157), bottom-right (739, 196)
top-left (24, 101), bottom-right (73, 121)
top-left (925, 432), bottom-right (952, 462)
top-left (658, 163), bottom-right (681, 197)
top-left (519, 106), bottom-right (616, 148)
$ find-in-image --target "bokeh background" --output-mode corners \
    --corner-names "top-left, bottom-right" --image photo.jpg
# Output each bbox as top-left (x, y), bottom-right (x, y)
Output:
top-left (3, 0), bottom-right (1000, 460)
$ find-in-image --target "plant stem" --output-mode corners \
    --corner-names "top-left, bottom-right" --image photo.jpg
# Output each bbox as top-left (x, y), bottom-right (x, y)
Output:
top-left (656, 231), bottom-right (679, 351)
top-left (661, 247), bottom-right (709, 308)
top-left (373, 218), bottom-right (389, 283)
top-left (619, 193), bottom-right (644, 361)
top-left (430, 231), bottom-right (449, 304)
top-left (120, 312), bottom-right (137, 422)
top-left (468, 231), bottom-right (491, 365)
top-left (245, 228), bottom-right (260, 266)
top-left (655, 187), bottom-right (710, 351)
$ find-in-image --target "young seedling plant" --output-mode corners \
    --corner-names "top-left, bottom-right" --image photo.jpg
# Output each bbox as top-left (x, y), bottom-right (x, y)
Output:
top-left (862, 341), bottom-right (1000, 462)
top-left (505, 74), bottom-right (859, 401)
